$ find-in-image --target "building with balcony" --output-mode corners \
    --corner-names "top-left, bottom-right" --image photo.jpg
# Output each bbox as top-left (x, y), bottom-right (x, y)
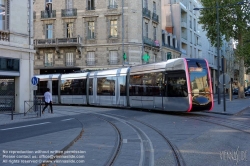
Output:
top-left (34, 0), bottom-right (170, 75)
top-left (0, 0), bottom-right (35, 113)
top-left (162, 0), bottom-right (236, 93)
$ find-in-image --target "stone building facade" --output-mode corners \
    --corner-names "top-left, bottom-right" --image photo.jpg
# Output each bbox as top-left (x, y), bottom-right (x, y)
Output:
top-left (0, 0), bottom-right (35, 113)
top-left (33, 0), bottom-right (176, 74)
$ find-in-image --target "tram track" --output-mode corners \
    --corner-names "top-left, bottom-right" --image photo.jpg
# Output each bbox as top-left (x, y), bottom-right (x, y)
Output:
top-left (92, 115), bottom-right (122, 166)
top-left (180, 113), bottom-right (250, 135)
top-left (94, 112), bottom-right (186, 166)
top-left (53, 109), bottom-right (186, 165)
top-left (40, 112), bottom-right (123, 166)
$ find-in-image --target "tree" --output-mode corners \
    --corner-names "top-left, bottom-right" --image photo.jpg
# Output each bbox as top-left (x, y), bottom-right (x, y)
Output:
top-left (198, 0), bottom-right (250, 98)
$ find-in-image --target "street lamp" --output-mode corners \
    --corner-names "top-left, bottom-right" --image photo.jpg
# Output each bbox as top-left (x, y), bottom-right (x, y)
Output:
top-left (193, 0), bottom-right (246, 109)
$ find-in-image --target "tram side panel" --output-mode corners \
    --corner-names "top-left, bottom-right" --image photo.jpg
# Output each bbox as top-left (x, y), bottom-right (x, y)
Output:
top-left (141, 72), bottom-right (164, 110)
top-left (140, 64), bottom-right (156, 110)
top-left (153, 72), bottom-right (164, 110)
top-left (60, 78), bottom-right (87, 105)
top-left (96, 76), bottom-right (116, 106)
top-left (89, 68), bottom-right (128, 107)
top-left (129, 75), bottom-right (142, 108)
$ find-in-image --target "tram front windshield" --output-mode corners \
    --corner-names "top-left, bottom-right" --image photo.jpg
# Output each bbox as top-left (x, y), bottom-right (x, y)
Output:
top-left (186, 59), bottom-right (210, 94)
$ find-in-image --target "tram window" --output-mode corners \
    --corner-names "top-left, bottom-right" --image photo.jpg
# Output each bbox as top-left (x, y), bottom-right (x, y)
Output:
top-left (61, 79), bottom-right (86, 95)
top-left (36, 81), bottom-right (47, 95)
top-left (119, 76), bottom-right (126, 96)
top-left (61, 80), bottom-right (72, 95)
top-left (129, 74), bottom-right (142, 96)
top-left (97, 77), bottom-right (115, 96)
top-left (52, 81), bottom-right (58, 95)
top-left (166, 72), bottom-right (187, 97)
top-left (142, 72), bottom-right (163, 96)
top-left (37, 80), bottom-right (58, 95)
top-left (129, 72), bottom-right (163, 96)
top-left (142, 73), bottom-right (153, 96)
top-left (155, 72), bottom-right (163, 96)
top-left (187, 59), bottom-right (210, 94)
top-left (89, 78), bottom-right (93, 95)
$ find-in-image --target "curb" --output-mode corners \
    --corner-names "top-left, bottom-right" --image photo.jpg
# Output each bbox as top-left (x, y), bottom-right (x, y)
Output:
top-left (233, 106), bottom-right (250, 116)
top-left (38, 118), bottom-right (84, 166)
top-left (204, 111), bottom-right (233, 116)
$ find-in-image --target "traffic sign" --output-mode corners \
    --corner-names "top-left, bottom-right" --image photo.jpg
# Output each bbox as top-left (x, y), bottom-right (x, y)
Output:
top-left (31, 76), bottom-right (38, 85)
top-left (219, 74), bottom-right (230, 84)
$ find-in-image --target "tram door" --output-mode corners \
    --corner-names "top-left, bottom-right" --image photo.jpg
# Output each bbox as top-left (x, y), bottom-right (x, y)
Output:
top-left (0, 77), bottom-right (15, 112)
top-left (164, 71), bottom-right (189, 111)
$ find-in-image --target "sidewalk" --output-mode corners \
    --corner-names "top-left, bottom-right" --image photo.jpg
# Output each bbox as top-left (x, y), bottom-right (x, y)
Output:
top-left (207, 97), bottom-right (250, 115)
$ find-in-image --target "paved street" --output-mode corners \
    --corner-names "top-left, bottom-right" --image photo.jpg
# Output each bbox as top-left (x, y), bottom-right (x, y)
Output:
top-left (0, 98), bottom-right (249, 166)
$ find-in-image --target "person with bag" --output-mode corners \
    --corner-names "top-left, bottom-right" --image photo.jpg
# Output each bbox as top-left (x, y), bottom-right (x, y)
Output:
top-left (42, 88), bottom-right (53, 114)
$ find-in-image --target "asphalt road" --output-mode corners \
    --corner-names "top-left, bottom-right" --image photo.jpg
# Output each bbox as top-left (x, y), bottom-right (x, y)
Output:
top-left (1, 107), bottom-right (250, 166)
top-left (0, 116), bottom-right (81, 143)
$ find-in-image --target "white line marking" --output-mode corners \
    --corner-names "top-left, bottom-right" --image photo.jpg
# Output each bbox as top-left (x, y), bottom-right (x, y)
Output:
top-left (61, 118), bottom-right (75, 121)
top-left (1, 122), bottom-right (51, 131)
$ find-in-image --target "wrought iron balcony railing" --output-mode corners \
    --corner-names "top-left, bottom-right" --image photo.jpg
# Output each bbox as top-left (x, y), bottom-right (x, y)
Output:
top-left (152, 13), bottom-right (159, 23)
top-left (36, 39), bottom-right (56, 45)
top-left (108, 5), bottom-right (118, 9)
top-left (143, 37), bottom-right (160, 47)
top-left (44, 62), bottom-right (53, 67)
top-left (86, 6), bottom-right (95, 10)
top-left (143, 8), bottom-right (151, 19)
top-left (41, 10), bottom-right (56, 19)
top-left (34, 36), bottom-right (82, 48)
top-left (0, 30), bottom-right (10, 41)
top-left (143, 36), bottom-right (154, 46)
top-left (61, 8), bottom-right (77, 17)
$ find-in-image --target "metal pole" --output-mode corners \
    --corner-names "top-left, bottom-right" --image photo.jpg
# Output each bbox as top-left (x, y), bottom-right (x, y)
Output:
top-left (141, 0), bottom-right (144, 63)
top-left (39, 99), bottom-right (42, 117)
top-left (216, 1), bottom-right (221, 105)
top-left (11, 99), bottom-right (13, 120)
top-left (222, 57), bottom-right (226, 112)
top-left (122, 0), bottom-right (124, 66)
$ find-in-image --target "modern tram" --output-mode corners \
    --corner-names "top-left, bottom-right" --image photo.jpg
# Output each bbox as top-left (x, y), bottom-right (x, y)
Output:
top-left (35, 58), bottom-right (214, 112)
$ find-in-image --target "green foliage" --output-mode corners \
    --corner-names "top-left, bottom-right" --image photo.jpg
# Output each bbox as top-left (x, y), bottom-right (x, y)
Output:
top-left (235, 30), bottom-right (250, 73)
top-left (199, 0), bottom-right (250, 76)
top-left (199, 0), bottom-right (250, 46)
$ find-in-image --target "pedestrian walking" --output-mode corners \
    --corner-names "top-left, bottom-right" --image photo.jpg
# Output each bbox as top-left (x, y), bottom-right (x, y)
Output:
top-left (42, 88), bottom-right (53, 114)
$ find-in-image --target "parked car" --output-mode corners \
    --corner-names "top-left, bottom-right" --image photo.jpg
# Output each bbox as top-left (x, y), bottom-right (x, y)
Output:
top-left (245, 89), bottom-right (250, 96)
top-left (233, 88), bottom-right (238, 95)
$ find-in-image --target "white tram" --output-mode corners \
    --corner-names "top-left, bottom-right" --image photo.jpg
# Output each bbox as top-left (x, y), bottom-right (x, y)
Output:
top-left (36, 58), bottom-right (214, 112)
